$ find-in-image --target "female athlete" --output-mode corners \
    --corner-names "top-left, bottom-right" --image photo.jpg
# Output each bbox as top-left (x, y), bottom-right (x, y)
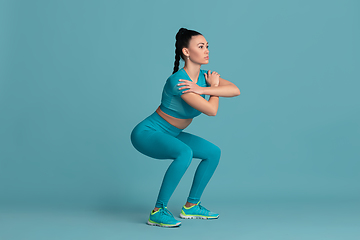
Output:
top-left (130, 27), bottom-right (240, 227)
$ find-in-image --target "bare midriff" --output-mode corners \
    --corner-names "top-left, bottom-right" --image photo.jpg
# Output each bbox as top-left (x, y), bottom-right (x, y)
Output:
top-left (156, 106), bottom-right (193, 130)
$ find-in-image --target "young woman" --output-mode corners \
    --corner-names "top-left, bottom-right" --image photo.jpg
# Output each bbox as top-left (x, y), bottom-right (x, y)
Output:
top-left (130, 28), bottom-right (240, 228)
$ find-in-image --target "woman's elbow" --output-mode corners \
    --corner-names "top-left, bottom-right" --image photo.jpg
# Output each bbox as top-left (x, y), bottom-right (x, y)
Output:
top-left (206, 108), bottom-right (218, 116)
top-left (234, 87), bottom-right (240, 96)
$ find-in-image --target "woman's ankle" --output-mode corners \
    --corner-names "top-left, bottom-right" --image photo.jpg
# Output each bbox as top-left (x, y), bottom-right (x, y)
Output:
top-left (185, 201), bottom-right (196, 208)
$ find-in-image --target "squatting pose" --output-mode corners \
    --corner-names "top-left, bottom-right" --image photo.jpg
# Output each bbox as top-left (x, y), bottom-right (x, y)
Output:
top-left (130, 27), bottom-right (240, 228)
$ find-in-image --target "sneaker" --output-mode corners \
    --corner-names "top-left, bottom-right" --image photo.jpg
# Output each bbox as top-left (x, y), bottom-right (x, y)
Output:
top-left (147, 207), bottom-right (181, 227)
top-left (180, 201), bottom-right (219, 219)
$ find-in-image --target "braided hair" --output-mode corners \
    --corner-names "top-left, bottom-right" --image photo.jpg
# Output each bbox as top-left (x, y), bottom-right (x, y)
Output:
top-left (172, 28), bottom-right (202, 74)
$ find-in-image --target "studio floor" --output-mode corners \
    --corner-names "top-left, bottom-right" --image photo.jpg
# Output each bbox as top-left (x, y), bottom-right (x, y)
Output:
top-left (1, 198), bottom-right (359, 240)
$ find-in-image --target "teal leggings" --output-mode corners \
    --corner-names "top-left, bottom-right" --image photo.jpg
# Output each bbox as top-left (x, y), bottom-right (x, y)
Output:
top-left (130, 111), bottom-right (221, 208)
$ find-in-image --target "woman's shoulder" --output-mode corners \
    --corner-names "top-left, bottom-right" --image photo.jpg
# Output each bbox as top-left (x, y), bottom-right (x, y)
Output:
top-left (167, 68), bottom-right (188, 83)
top-left (170, 68), bottom-right (186, 77)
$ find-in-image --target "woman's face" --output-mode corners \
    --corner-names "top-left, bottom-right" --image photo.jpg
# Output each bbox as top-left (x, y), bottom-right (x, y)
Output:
top-left (183, 35), bottom-right (209, 65)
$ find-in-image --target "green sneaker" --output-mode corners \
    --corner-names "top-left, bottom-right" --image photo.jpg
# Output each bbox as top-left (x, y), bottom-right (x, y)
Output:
top-left (180, 201), bottom-right (219, 219)
top-left (147, 207), bottom-right (181, 227)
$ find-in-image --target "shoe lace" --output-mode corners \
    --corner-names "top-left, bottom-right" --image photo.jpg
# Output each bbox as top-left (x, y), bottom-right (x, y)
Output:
top-left (197, 201), bottom-right (210, 213)
top-left (159, 206), bottom-right (175, 220)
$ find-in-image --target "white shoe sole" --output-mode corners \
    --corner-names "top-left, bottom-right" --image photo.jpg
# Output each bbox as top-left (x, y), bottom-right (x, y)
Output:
top-left (147, 220), bottom-right (181, 227)
top-left (179, 213), bottom-right (219, 219)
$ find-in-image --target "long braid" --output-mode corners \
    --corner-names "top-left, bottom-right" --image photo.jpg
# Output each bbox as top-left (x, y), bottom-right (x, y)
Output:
top-left (173, 49), bottom-right (181, 74)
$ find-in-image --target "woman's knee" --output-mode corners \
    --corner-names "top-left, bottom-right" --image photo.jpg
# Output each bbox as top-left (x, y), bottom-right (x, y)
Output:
top-left (176, 146), bottom-right (193, 168)
top-left (209, 144), bottom-right (221, 164)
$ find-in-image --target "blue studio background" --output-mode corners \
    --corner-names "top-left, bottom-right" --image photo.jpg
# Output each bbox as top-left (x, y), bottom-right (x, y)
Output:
top-left (0, 0), bottom-right (359, 239)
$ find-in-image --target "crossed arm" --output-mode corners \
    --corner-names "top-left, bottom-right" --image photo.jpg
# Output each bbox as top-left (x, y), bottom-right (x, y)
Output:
top-left (179, 77), bottom-right (240, 97)
top-left (178, 77), bottom-right (240, 116)
top-left (203, 77), bottom-right (240, 97)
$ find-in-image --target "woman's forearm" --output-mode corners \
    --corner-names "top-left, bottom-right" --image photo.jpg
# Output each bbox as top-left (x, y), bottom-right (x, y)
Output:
top-left (208, 95), bottom-right (219, 116)
top-left (203, 84), bottom-right (240, 97)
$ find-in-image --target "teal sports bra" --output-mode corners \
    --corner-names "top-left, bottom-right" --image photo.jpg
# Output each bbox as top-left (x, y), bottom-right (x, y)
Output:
top-left (159, 67), bottom-right (210, 119)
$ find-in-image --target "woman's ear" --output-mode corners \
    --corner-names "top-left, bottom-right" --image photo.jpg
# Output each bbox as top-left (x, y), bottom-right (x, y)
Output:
top-left (182, 48), bottom-right (189, 57)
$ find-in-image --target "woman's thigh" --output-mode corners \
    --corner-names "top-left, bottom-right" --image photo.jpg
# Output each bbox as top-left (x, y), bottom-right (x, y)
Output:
top-left (131, 124), bottom-right (192, 160)
top-left (175, 132), bottom-right (221, 160)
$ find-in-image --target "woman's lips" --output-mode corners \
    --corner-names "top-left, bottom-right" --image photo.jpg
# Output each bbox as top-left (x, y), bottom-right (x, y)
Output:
top-left (205, 56), bottom-right (209, 59)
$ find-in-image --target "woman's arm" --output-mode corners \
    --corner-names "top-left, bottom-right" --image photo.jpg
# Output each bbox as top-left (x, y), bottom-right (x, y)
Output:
top-left (178, 77), bottom-right (240, 97)
top-left (181, 91), bottom-right (219, 116)
top-left (202, 77), bottom-right (240, 97)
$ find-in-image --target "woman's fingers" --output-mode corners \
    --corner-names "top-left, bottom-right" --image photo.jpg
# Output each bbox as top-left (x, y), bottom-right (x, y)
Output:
top-left (177, 79), bottom-right (188, 85)
top-left (178, 79), bottom-right (194, 90)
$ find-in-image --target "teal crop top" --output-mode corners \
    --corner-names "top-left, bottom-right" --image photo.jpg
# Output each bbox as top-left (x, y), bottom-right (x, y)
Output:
top-left (159, 67), bottom-right (210, 119)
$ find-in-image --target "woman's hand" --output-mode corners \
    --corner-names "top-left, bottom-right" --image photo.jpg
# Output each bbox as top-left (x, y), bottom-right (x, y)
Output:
top-left (177, 79), bottom-right (204, 95)
top-left (204, 70), bottom-right (220, 87)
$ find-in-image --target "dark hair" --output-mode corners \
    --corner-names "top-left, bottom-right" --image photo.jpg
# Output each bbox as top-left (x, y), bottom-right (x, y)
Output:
top-left (172, 28), bottom-right (202, 74)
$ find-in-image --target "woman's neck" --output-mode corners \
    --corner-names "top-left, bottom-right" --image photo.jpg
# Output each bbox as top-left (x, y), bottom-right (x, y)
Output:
top-left (183, 64), bottom-right (201, 82)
